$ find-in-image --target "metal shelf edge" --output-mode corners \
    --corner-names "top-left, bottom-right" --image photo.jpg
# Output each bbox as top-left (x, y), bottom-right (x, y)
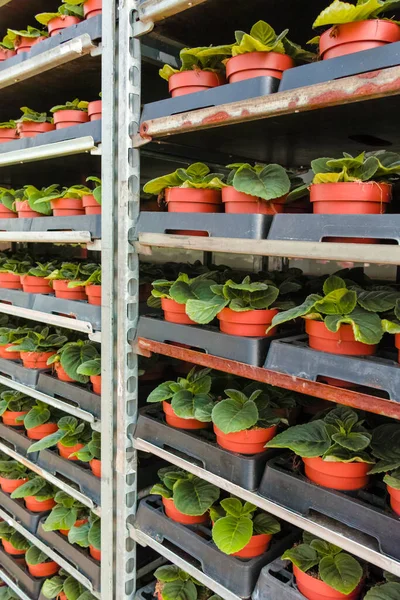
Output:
top-left (0, 569), bottom-right (33, 600)
top-left (0, 231), bottom-right (93, 244)
top-left (0, 303), bottom-right (96, 336)
top-left (136, 0), bottom-right (208, 32)
top-left (0, 136), bottom-right (97, 167)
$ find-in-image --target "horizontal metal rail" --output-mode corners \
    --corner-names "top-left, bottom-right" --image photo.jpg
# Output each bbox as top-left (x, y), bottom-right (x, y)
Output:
top-left (0, 136), bottom-right (97, 167)
top-left (0, 303), bottom-right (96, 336)
top-left (0, 35), bottom-right (97, 91)
top-left (0, 442), bottom-right (100, 515)
top-left (0, 231), bottom-right (93, 244)
top-left (0, 507), bottom-right (100, 597)
top-left (130, 527), bottom-right (242, 600)
top-left (0, 569), bottom-right (33, 600)
top-left (0, 373), bottom-right (97, 424)
top-left (137, 0), bottom-right (207, 24)
top-left (136, 339), bottom-right (400, 420)
top-left (136, 233), bottom-right (400, 266)
top-left (134, 438), bottom-right (400, 578)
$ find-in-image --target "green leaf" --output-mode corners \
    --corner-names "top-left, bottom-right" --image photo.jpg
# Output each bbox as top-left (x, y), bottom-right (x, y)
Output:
top-left (319, 553), bottom-right (363, 595)
top-left (212, 515), bottom-right (253, 554)
top-left (323, 276), bottom-right (346, 295)
top-left (151, 483), bottom-right (172, 499)
top-left (155, 565), bottom-right (181, 582)
top-left (211, 397), bottom-right (258, 433)
top-left (161, 580), bottom-right (197, 600)
top-left (171, 390), bottom-right (196, 419)
top-left (266, 420), bottom-right (331, 457)
top-left (185, 296), bottom-right (228, 325)
top-left (314, 289), bottom-right (357, 315)
top-left (24, 404), bottom-right (51, 430)
top-left (43, 505), bottom-right (77, 531)
top-left (253, 512), bottom-right (280, 535)
top-left (233, 164), bottom-right (290, 201)
top-left (25, 545), bottom-right (49, 566)
top-left (324, 307), bottom-right (383, 345)
top-left (267, 294), bottom-right (322, 330)
top-left (169, 280), bottom-right (196, 305)
top-left (88, 517), bottom-right (100, 549)
top-left (281, 544), bottom-right (320, 572)
top-left (68, 521), bottom-right (90, 548)
top-left (364, 582), bottom-right (400, 600)
top-left (146, 381), bottom-right (174, 404)
top-left (27, 429), bottom-right (65, 453)
top-left (310, 539), bottom-right (342, 557)
top-left (42, 576), bottom-right (65, 598)
top-left (370, 423), bottom-right (400, 466)
top-left (250, 20), bottom-right (277, 46)
top-left (173, 476), bottom-right (219, 515)
top-left (331, 431), bottom-right (371, 452)
top-left (60, 342), bottom-right (98, 383)
top-left (357, 290), bottom-right (400, 313)
top-left (220, 497), bottom-right (244, 517)
top-left (313, 0), bottom-right (384, 28)
top-left (11, 476), bottom-right (46, 499)
top-left (63, 576), bottom-right (85, 600)
top-left (384, 470), bottom-right (400, 490)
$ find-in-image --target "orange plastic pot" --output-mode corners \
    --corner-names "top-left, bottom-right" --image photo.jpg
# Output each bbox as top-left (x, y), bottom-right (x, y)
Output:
top-left (163, 400), bottom-right (209, 430)
top-left (84, 0), bottom-right (102, 18)
top-left (90, 459), bottom-right (101, 477)
top-left (89, 545), bottom-right (101, 561)
top-left (387, 484), bottom-right (400, 516)
top-left (165, 187), bottom-right (222, 213)
top-left (21, 275), bottom-right (52, 294)
top-left (226, 52), bottom-right (294, 82)
top-left (0, 128), bottom-right (18, 143)
top-left (0, 48), bottom-right (16, 61)
top-left (52, 279), bottom-right (87, 300)
top-left (15, 200), bottom-right (42, 218)
top-left (162, 496), bottom-right (208, 524)
top-left (395, 333), bottom-right (400, 363)
top-left (0, 272), bottom-right (21, 289)
top-left (21, 351), bottom-right (55, 369)
top-left (310, 182), bottom-right (391, 214)
top-left (15, 36), bottom-right (46, 54)
top-left (88, 100), bottom-right (102, 121)
top-left (91, 375), bottom-right (101, 394)
top-left (0, 344), bottom-right (20, 360)
top-left (222, 186), bottom-right (286, 214)
top-left (86, 285), bottom-right (101, 305)
top-left (320, 20), bottom-right (400, 60)
top-left (18, 122), bottom-right (55, 138)
top-left (26, 422), bottom-right (58, 440)
top-left (213, 424), bottom-right (277, 454)
top-left (303, 457), bottom-right (370, 491)
top-left (285, 199), bottom-right (312, 214)
top-left (48, 15), bottom-right (82, 36)
top-left (232, 533), bottom-right (272, 558)
top-left (60, 518), bottom-right (88, 536)
top-left (54, 362), bottom-right (74, 382)
top-left (53, 110), bottom-right (89, 130)
top-left (28, 560), bottom-right (59, 577)
top-left (50, 197), bottom-right (85, 216)
top-left (0, 476), bottom-right (29, 493)
top-left (293, 565), bottom-right (363, 600)
top-left (217, 307), bottom-right (278, 337)
top-left (2, 411), bottom-right (27, 427)
top-left (58, 594), bottom-right (67, 600)
top-left (82, 194), bottom-right (101, 214)
top-left (305, 320), bottom-right (377, 356)
top-left (0, 203), bottom-right (17, 218)
top-left (169, 70), bottom-right (222, 97)
top-left (25, 495), bottom-right (56, 512)
top-left (2, 539), bottom-right (26, 555)
top-left (161, 297), bottom-right (195, 325)
top-left (57, 441), bottom-right (84, 461)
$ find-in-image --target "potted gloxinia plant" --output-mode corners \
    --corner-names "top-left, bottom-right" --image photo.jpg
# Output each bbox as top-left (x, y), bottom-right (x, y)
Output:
top-left (50, 99), bottom-right (89, 129)
top-left (0, 256), bottom-right (31, 288)
top-left (0, 390), bottom-right (35, 427)
top-left (47, 339), bottom-right (99, 383)
top-left (225, 20), bottom-right (315, 83)
top-left (68, 512), bottom-right (101, 561)
top-left (14, 185), bottom-right (52, 218)
top-left (311, 0), bottom-right (400, 61)
top-left (25, 545), bottom-right (59, 578)
top-left (0, 325), bottom-right (29, 359)
top-left (151, 466), bottom-right (220, 524)
top-left (221, 162), bottom-right (291, 214)
top-left (147, 367), bottom-right (215, 430)
top-left (0, 121), bottom-right (18, 143)
top-left (68, 264), bottom-right (101, 305)
top-left (16, 107), bottom-right (54, 138)
top-left (46, 263), bottom-right (87, 300)
top-left (42, 570), bottom-right (96, 600)
top-left (267, 406), bottom-right (374, 491)
top-left (0, 523), bottom-right (30, 556)
top-left (18, 400), bottom-right (58, 440)
top-left (0, 588), bottom-right (19, 599)
top-left (364, 575), bottom-right (400, 600)
top-left (42, 491), bottom-right (87, 535)
top-left (32, 184), bottom-right (91, 217)
top-left (77, 356), bottom-right (101, 394)
top-left (0, 35), bottom-right (15, 61)
top-left (11, 475), bottom-right (57, 512)
top-left (83, 176), bottom-right (101, 214)
top-left (368, 422), bottom-right (400, 516)
top-left (7, 327), bottom-right (68, 369)
top-left (71, 431), bottom-right (101, 477)
top-left (7, 26), bottom-right (47, 55)
top-left (155, 565), bottom-right (222, 600)
top-left (0, 188), bottom-right (17, 218)
top-left (211, 498), bottom-right (280, 557)
top-left (20, 261), bottom-right (57, 294)
top-left (28, 415), bottom-right (92, 461)
top-left (35, 1), bottom-right (84, 36)
top-left (159, 45), bottom-right (232, 97)
top-left (0, 459), bottom-right (29, 493)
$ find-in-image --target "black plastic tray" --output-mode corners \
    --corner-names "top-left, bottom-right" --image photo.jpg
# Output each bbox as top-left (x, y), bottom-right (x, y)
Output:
top-left (259, 455), bottom-right (400, 561)
top-left (141, 76), bottom-right (279, 121)
top-left (37, 519), bottom-right (101, 592)
top-left (0, 16), bottom-right (102, 73)
top-left (0, 214), bottom-right (101, 237)
top-left (135, 496), bottom-right (299, 598)
top-left (280, 40), bottom-right (400, 91)
top-left (0, 546), bottom-right (45, 599)
top-left (0, 356), bottom-right (47, 387)
top-left (0, 488), bottom-right (50, 534)
top-left (135, 406), bottom-right (278, 491)
top-left (264, 335), bottom-right (400, 402)
top-left (0, 422), bottom-right (33, 457)
top-left (38, 373), bottom-right (101, 419)
top-left (252, 559), bottom-right (302, 600)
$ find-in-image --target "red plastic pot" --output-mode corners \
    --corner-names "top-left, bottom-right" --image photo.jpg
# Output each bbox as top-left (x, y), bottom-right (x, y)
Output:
top-left (387, 484), bottom-right (400, 516)
top-left (89, 545), bottom-right (101, 561)
top-left (222, 186), bottom-right (286, 214)
top-left (58, 594), bottom-right (67, 600)
top-left (0, 344), bottom-right (20, 360)
top-left (163, 400), bottom-right (209, 430)
top-left (15, 36), bottom-right (46, 54)
top-left (25, 495), bottom-right (56, 512)
top-left (88, 100), bottom-right (102, 121)
top-left (21, 351), bottom-right (55, 369)
top-left (217, 307), bottom-right (278, 337)
top-left (21, 275), bottom-right (52, 294)
top-left (0, 272), bottom-right (21, 289)
top-left (48, 15), bottom-right (82, 36)
top-left (53, 110), bottom-right (89, 130)
top-left (84, 0), bottom-right (102, 18)
top-left (26, 422), bottom-right (58, 440)
top-left (28, 560), bottom-right (59, 577)
top-left (57, 441), bottom-right (84, 460)
top-left (165, 187), bottom-right (222, 213)
top-left (310, 182), bottom-right (391, 214)
top-left (2, 411), bottom-right (27, 427)
top-left (91, 375), bottom-right (101, 394)
top-left (293, 564), bottom-right (363, 600)
top-left (395, 333), bottom-right (400, 363)
top-left (50, 197), bottom-right (85, 216)
top-left (82, 194), bottom-right (101, 214)
top-left (214, 424), bottom-right (277, 454)
top-left (169, 70), bottom-right (222, 97)
top-left (320, 20), bottom-right (400, 60)
top-left (86, 285), bottom-right (101, 305)
top-left (0, 48), bottom-right (16, 61)
top-left (303, 457), bottom-right (370, 491)
top-left (0, 203), bottom-right (17, 218)
top-left (15, 200), bottom-right (42, 218)
top-left (18, 122), bottom-right (55, 138)
top-left (161, 297), bottom-right (195, 325)
top-left (52, 279), bottom-right (87, 300)
top-left (0, 476), bottom-right (29, 493)
top-left (54, 362), bottom-right (74, 382)
top-left (0, 128), bottom-right (18, 143)
top-left (305, 320), bottom-right (377, 356)
top-left (226, 52), bottom-right (294, 83)
top-left (2, 539), bottom-right (26, 556)
top-left (90, 458), bottom-right (101, 477)
top-left (60, 518), bottom-right (88, 536)
top-left (232, 533), bottom-right (272, 558)
top-left (162, 496), bottom-right (208, 524)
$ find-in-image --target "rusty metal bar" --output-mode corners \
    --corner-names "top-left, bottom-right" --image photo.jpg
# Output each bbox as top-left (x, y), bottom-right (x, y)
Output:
top-left (137, 66), bottom-right (400, 142)
top-left (137, 338), bottom-right (400, 420)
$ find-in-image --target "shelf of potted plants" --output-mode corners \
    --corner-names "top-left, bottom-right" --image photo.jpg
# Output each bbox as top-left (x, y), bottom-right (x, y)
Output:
top-left (0, 571), bottom-right (32, 600)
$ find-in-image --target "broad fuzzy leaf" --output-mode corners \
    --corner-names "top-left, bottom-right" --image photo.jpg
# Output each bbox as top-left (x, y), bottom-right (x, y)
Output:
top-left (364, 582), bottom-right (400, 600)
top-left (324, 307), bottom-right (383, 345)
top-left (185, 296), bottom-right (228, 324)
top-left (323, 276), bottom-right (346, 295)
top-left (314, 289), bottom-right (357, 315)
top-left (233, 164), bottom-right (290, 201)
top-left (43, 505), bottom-right (78, 531)
top-left (173, 476), bottom-right (219, 515)
top-left (357, 290), bottom-right (400, 313)
top-left (266, 420), bottom-right (331, 457)
top-left (211, 397), bottom-right (258, 433)
top-left (319, 553), bottom-right (363, 595)
top-left (161, 580), bottom-right (197, 600)
top-left (42, 575), bottom-right (65, 598)
top-left (282, 544), bottom-right (320, 572)
top-left (253, 512), bottom-right (280, 535)
top-left (268, 294), bottom-right (322, 330)
top-left (331, 431), bottom-right (371, 452)
top-left (212, 515), bottom-right (253, 554)
top-left (313, 0), bottom-right (383, 27)
top-left (154, 565), bottom-right (181, 582)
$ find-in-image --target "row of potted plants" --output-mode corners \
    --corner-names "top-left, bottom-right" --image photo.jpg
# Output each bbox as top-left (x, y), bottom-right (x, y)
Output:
top-left (154, 564), bottom-right (222, 600)
top-left (0, 98), bottom-right (101, 142)
top-left (41, 569), bottom-right (97, 600)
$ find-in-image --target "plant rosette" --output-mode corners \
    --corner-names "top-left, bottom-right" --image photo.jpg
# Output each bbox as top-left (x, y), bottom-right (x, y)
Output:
top-left (68, 431), bottom-right (101, 477)
top-left (47, 339), bottom-right (99, 385)
top-left (19, 400), bottom-right (58, 440)
top-left (154, 565), bottom-right (222, 600)
top-left (0, 390), bottom-right (35, 427)
top-left (41, 570), bottom-right (97, 600)
top-left (50, 99), bottom-right (89, 130)
top-left (36, 1), bottom-right (84, 36)
top-left (11, 475), bottom-right (57, 512)
top-left (0, 460), bottom-right (29, 493)
top-left (8, 327), bottom-right (68, 369)
top-left (28, 415), bottom-right (91, 463)
top-left (42, 491), bottom-right (87, 535)
top-left (282, 533), bottom-right (364, 600)
top-left (0, 523), bottom-right (30, 556)
top-left (25, 546), bottom-right (59, 578)
top-left (151, 466), bottom-right (219, 524)
top-left (7, 27), bottom-right (48, 54)
top-left (0, 187), bottom-right (18, 218)
top-left (367, 422), bottom-right (400, 516)
top-left (15, 200), bottom-right (43, 218)
top-left (68, 264), bottom-right (101, 304)
top-left (82, 175), bottom-right (101, 214)
top-left (0, 325), bottom-right (29, 359)
top-left (0, 121), bottom-right (18, 143)
top-left (19, 261), bottom-right (57, 294)
top-left (364, 580), bottom-right (400, 600)
top-left (267, 406), bottom-right (374, 491)
top-left (84, 0), bottom-right (102, 18)
top-left (67, 512), bottom-right (101, 561)
top-left (16, 107), bottom-right (54, 138)
top-left (0, 37), bottom-right (16, 61)
top-left (46, 262), bottom-right (88, 299)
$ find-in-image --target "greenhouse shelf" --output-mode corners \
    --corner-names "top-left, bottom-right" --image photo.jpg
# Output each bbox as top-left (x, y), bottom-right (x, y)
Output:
top-left (0, 569), bottom-right (33, 600)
